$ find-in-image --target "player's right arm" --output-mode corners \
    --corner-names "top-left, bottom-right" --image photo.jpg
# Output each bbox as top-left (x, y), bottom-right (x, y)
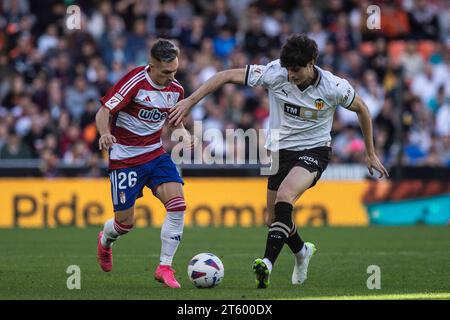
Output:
top-left (96, 66), bottom-right (145, 150)
top-left (168, 68), bottom-right (246, 126)
top-left (96, 107), bottom-right (116, 150)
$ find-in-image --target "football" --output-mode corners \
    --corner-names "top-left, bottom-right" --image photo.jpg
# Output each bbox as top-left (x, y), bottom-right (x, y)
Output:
top-left (187, 253), bottom-right (224, 288)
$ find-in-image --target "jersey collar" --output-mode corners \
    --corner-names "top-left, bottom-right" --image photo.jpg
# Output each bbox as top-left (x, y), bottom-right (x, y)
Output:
top-left (312, 66), bottom-right (322, 87)
top-left (296, 66), bottom-right (322, 92)
top-left (144, 65), bottom-right (167, 90)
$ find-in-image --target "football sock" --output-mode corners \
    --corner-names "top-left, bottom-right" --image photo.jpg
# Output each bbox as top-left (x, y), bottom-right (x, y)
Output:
top-left (160, 207), bottom-right (185, 266)
top-left (264, 201), bottom-right (293, 266)
top-left (160, 197), bottom-right (186, 266)
top-left (294, 243), bottom-right (307, 264)
top-left (262, 258), bottom-right (273, 272)
top-left (285, 224), bottom-right (305, 258)
top-left (101, 218), bottom-right (134, 248)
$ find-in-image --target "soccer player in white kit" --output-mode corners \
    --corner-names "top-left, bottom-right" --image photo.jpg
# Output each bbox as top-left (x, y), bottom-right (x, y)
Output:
top-left (169, 34), bottom-right (388, 288)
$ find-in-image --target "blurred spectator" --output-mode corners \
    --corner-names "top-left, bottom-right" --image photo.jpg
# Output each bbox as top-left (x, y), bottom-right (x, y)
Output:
top-left (410, 63), bottom-right (440, 107)
top-left (243, 7), bottom-right (274, 58)
top-left (263, 9), bottom-right (284, 39)
top-left (178, 16), bottom-right (206, 51)
top-left (126, 18), bottom-right (148, 65)
top-left (63, 140), bottom-right (92, 166)
top-left (366, 37), bottom-right (389, 81)
top-left (437, 0), bottom-right (450, 45)
top-left (328, 12), bottom-right (357, 53)
top-left (153, 0), bottom-right (175, 38)
top-left (0, 0), bottom-right (447, 172)
top-left (204, 0), bottom-right (237, 37)
top-left (37, 24), bottom-right (59, 55)
top-left (0, 130), bottom-right (32, 159)
top-left (380, 1), bottom-right (410, 39)
top-left (399, 41), bottom-right (424, 81)
top-left (39, 148), bottom-right (59, 177)
top-left (307, 20), bottom-right (329, 52)
top-left (332, 125), bottom-right (365, 163)
top-left (213, 26), bottom-right (236, 60)
top-left (0, 123), bottom-right (9, 151)
top-left (65, 76), bottom-right (100, 120)
top-left (435, 96), bottom-right (450, 137)
top-left (2, 73), bottom-right (26, 109)
top-left (408, 0), bottom-right (440, 40)
top-left (290, 0), bottom-right (320, 34)
top-left (374, 98), bottom-right (396, 158)
top-left (59, 124), bottom-right (81, 157)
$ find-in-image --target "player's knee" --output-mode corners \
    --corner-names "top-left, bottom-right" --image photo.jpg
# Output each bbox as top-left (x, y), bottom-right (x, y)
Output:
top-left (164, 196), bottom-right (186, 212)
top-left (275, 188), bottom-right (296, 204)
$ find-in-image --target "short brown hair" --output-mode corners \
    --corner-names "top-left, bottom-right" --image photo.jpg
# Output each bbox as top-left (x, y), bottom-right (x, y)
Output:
top-left (280, 34), bottom-right (319, 69)
top-left (150, 39), bottom-right (180, 62)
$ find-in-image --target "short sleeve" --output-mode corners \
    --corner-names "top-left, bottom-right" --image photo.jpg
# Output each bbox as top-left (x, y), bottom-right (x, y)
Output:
top-left (244, 64), bottom-right (271, 88)
top-left (335, 78), bottom-right (356, 109)
top-left (100, 67), bottom-right (145, 115)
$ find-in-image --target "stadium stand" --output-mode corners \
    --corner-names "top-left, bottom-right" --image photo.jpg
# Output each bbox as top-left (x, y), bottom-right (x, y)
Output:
top-left (0, 0), bottom-right (449, 177)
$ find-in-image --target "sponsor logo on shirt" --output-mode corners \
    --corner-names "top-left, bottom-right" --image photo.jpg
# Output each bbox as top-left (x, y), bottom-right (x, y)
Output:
top-left (138, 108), bottom-right (168, 122)
top-left (284, 103), bottom-right (318, 121)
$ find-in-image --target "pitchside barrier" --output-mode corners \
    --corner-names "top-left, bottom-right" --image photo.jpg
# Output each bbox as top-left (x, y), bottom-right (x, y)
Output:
top-left (0, 178), bottom-right (448, 228)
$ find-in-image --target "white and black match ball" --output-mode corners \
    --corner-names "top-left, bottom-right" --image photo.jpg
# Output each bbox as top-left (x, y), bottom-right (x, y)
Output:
top-left (187, 253), bottom-right (224, 288)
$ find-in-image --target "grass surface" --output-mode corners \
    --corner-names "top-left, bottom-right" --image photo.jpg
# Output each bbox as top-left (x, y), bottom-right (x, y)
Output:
top-left (0, 227), bottom-right (449, 300)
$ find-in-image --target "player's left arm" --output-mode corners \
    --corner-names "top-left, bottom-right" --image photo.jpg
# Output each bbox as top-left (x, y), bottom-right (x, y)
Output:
top-left (347, 95), bottom-right (389, 178)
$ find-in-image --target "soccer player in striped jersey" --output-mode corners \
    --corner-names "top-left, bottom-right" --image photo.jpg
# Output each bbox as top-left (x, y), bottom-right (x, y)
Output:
top-left (95, 39), bottom-right (191, 288)
top-left (169, 34), bottom-right (389, 288)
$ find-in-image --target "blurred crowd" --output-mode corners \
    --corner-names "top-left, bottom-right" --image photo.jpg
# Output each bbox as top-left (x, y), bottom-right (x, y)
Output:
top-left (0, 0), bottom-right (449, 177)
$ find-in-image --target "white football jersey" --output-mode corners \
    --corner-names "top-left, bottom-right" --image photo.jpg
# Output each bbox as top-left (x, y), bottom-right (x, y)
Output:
top-left (245, 60), bottom-right (356, 151)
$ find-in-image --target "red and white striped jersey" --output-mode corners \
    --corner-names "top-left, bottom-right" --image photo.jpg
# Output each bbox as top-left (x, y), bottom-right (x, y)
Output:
top-left (99, 65), bottom-right (184, 170)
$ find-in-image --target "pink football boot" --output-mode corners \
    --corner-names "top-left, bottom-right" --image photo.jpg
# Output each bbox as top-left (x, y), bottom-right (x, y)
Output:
top-left (154, 265), bottom-right (181, 288)
top-left (97, 231), bottom-right (113, 272)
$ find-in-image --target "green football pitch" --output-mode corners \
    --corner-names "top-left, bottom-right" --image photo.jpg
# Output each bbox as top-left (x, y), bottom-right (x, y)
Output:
top-left (0, 227), bottom-right (449, 300)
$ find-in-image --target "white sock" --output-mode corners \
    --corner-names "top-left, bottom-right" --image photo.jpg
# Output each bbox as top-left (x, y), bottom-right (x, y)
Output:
top-left (262, 258), bottom-right (273, 272)
top-left (294, 244), bottom-right (307, 263)
top-left (101, 219), bottom-right (120, 248)
top-left (160, 211), bottom-right (185, 266)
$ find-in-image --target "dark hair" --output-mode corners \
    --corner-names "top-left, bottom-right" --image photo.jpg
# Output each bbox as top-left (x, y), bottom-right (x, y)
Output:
top-left (280, 34), bottom-right (319, 69)
top-left (150, 39), bottom-right (180, 62)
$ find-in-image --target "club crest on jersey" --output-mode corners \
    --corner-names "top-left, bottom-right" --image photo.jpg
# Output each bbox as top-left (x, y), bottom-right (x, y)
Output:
top-left (138, 108), bottom-right (167, 122)
top-left (252, 66), bottom-right (263, 75)
top-left (315, 98), bottom-right (325, 110)
top-left (119, 192), bottom-right (126, 204)
top-left (166, 93), bottom-right (173, 104)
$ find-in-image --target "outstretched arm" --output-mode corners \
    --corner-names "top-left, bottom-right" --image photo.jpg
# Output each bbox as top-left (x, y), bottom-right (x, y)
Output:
top-left (96, 106), bottom-right (116, 150)
top-left (347, 95), bottom-right (389, 178)
top-left (168, 68), bottom-right (246, 126)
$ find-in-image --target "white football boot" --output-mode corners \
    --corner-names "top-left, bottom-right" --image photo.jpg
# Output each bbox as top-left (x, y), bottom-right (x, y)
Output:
top-left (292, 242), bottom-right (317, 285)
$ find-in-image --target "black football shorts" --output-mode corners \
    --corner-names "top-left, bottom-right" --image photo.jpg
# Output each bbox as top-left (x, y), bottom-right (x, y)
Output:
top-left (267, 146), bottom-right (332, 191)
